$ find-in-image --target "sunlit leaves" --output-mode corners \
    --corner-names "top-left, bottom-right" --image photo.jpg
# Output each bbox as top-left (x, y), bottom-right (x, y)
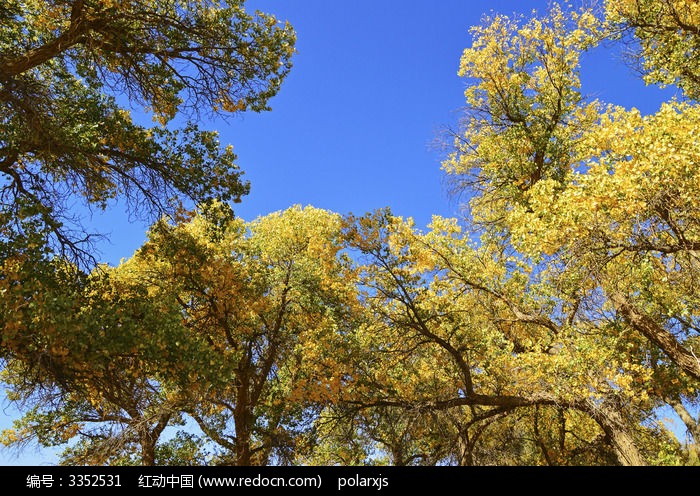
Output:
top-left (4, 0), bottom-right (700, 466)
top-left (117, 203), bottom-right (359, 465)
top-left (444, 3), bottom-right (603, 228)
top-left (606, 0), bottom-right (700, 101)
top-left (441, 0), bottom-right (700, 463)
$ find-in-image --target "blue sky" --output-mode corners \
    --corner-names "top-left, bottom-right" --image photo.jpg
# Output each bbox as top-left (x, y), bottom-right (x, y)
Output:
top-left (0, 0), bottom-right (682, 465)
top-left (83, 0), bottom-right (677, 267)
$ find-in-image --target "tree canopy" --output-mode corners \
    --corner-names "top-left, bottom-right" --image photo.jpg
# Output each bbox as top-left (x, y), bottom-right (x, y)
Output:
top-left (2, 1), bottom-right (700, 466)
top-left (0, 0), bottom-right (295, 263)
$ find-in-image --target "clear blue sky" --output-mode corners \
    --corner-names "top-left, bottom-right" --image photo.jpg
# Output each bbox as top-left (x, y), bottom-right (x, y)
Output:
top-left (0, 0), bottom-right (681, 465)
top-left (84, 0), bottom-right (677, 267)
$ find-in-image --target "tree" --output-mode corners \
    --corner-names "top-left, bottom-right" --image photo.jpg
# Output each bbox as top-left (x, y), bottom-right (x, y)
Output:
top-left (0, 0), bottom-right (295, 263)
top-left (310, 406), bottom-right (453, 466)
top-left (120, 203), bottom-right (359, 465)
top-left (339, 209), bottom-right (670, 465)
top-left (510, 101), bottom-right (700, 379)
top-left (605, 0), bottom-right (700, 101)
top-left (0, 0), bottom-right (297, 463)
top-left (2, 203), bottom-right (360, 466)
top-left (443, 2), bottom-right (700, 460)
top-left (442, 3), bottom-right (602, 229)
top-left (0, 257), bottom-right (208, 465)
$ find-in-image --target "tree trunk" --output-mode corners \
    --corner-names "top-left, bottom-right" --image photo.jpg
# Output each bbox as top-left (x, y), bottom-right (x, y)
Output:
top-left (234, 404), bottom-right (253, 466)
top-left (139, 430), bottom-right (157, 466)
top-left (667, 396), bottom-right (700, 460)
top-left (583, 400), bottom-right (646, 466)
top-left (456, 427), bottom-right (474, 466)
top-left (609, 292), bottom-right (700, 380)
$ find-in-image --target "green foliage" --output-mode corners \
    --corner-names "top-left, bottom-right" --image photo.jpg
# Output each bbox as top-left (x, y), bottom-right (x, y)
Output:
top-left (0, 0), bottom-right (295, 263)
